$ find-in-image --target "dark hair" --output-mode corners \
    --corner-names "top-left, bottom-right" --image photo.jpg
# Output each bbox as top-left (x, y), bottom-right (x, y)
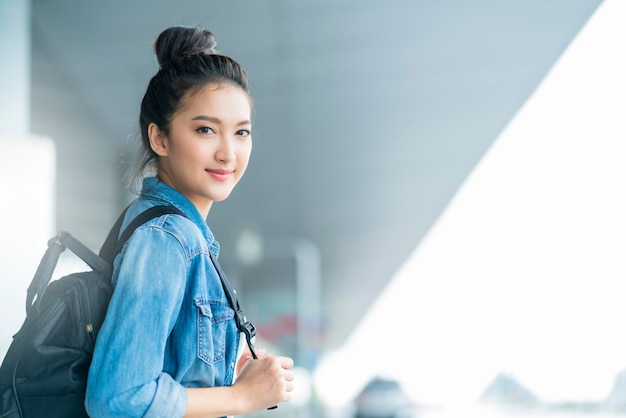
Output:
top-left (132, 26), bottom-right (250, 185)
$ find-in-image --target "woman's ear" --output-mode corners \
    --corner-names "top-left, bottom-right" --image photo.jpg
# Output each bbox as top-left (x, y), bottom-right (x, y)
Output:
top-left (148, 123), bottom-right (168, 157)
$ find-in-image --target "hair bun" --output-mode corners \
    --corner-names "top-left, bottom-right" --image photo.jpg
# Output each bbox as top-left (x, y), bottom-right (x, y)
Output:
top-left (154, 26), bottom-right (218, 68)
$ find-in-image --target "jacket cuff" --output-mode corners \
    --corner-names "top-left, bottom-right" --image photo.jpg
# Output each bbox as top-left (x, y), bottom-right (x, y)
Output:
top-left (144, 374), bottom-right (188, 418)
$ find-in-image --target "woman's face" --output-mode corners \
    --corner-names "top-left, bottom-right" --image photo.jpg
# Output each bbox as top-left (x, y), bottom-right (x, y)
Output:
top-left (151, 83), bottom-right (252, 217)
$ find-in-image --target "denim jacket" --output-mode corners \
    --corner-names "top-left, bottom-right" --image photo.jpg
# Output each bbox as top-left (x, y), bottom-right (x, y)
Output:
top-left (85, 177), bottom-right (240, 417)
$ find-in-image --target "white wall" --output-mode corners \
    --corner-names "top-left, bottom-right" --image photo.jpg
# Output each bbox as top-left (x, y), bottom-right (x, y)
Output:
top-left (0, 0), bottom-right (56, 357)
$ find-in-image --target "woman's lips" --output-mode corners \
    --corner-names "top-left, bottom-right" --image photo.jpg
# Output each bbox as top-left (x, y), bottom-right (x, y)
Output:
top-left (206, 168), bottom-right (233, 182)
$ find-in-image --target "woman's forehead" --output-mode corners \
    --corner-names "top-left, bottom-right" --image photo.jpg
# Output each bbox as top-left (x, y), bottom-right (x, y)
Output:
top-left (175, 83), bottom-right (252, 121)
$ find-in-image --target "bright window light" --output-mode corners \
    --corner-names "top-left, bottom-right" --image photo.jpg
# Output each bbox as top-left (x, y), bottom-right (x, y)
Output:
top-left (314, 0), bottom-right (626, 409)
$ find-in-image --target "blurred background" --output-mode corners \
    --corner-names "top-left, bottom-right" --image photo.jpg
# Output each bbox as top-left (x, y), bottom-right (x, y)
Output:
top-left (2, 0), bottom-right (626, 417)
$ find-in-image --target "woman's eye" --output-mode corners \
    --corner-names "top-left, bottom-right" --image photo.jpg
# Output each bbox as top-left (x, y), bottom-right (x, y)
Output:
top-left (236, 129), bottom-right (251, 137)
top-left (197, 126), bottom-right (215, 135)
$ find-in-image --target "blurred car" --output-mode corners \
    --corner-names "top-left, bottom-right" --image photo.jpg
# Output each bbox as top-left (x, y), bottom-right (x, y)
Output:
top-left (353, 377), bottom-right (417, 418)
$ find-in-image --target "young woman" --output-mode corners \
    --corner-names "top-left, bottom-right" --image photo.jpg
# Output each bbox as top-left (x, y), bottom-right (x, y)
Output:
top-left (85, 26), bottom-right (294, 417)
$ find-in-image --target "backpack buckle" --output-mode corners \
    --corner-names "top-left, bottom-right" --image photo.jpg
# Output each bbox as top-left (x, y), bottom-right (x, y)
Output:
top-left (236, 309), bottom-right (256, 339)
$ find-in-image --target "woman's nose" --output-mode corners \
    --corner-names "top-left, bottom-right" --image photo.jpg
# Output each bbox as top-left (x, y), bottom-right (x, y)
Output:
top-left (216, 136), bottom-right (236, 162)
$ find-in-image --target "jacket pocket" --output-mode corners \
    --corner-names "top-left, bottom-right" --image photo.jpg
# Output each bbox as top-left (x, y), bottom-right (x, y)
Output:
top-left (195, 299), bottom-right (234, 365)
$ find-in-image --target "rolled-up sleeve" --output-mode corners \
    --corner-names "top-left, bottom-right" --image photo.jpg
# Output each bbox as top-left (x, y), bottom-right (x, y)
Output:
top-left (86, 226), bottom-right (189, 418)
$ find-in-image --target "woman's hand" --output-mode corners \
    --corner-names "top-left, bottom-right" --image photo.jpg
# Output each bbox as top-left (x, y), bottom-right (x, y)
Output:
top-left (233, 352), bottom-right (295, 413)
top-left (185, 353), bottom-right (294, 418)
top-left (235, 345), bottom-right (265, 376)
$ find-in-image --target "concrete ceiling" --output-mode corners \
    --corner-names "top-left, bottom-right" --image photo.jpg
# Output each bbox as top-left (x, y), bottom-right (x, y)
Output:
top-left (29, 0), bottom-right (603, 355)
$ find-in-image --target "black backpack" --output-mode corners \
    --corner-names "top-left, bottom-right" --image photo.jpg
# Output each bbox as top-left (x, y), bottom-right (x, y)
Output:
top-left (0, 205), bottom-right (185, 417)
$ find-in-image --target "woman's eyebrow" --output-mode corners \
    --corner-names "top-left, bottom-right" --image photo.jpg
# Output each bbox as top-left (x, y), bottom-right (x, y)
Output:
top-left (192, 115), bottom-right (251, 126)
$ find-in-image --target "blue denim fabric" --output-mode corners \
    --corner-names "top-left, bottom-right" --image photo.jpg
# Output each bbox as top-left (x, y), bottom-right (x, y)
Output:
top-left (85, 177), bottom-right (240, 418)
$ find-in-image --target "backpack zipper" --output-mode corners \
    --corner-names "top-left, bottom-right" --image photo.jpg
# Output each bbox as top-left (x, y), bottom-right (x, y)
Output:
top-left (77, 279), bottom-right (96, 348)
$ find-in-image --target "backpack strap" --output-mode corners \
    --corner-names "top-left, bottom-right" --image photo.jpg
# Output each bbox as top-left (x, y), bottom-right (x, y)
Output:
top-left (98, 205), bottom-right (186, 264)
top-left (26, 231), bottom-right (110, 315)
top-left (209, 253), bottom-right (275, 409)
top-left (209, 251), bottom-right (258, 359)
